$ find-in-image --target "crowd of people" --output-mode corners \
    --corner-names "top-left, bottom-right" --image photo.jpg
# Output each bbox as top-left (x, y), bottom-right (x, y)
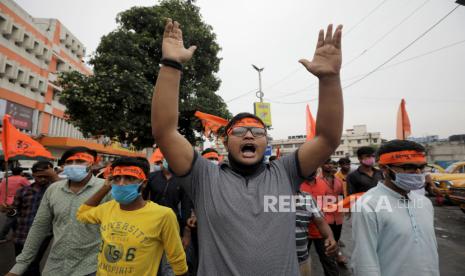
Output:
top-left (0, 18), bottom-right (440, 276)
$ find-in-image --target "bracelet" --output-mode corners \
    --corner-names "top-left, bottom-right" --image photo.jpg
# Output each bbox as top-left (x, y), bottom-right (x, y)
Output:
top-left (160, 59), bottom-right (183, 71)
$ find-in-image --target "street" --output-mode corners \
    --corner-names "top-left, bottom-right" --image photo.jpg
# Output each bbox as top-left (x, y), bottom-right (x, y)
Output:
top-left (1, 199), bottom-right (464, 275)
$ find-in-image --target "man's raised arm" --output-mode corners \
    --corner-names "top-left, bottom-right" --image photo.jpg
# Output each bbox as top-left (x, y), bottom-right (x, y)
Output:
top-left (152, 19), bottom-right (197, 176)
top-left (298, 24), bottom-right (344, 177)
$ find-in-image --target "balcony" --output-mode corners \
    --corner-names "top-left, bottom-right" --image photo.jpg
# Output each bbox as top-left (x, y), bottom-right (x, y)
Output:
top-left (0, 13), bottom-right (13, 36)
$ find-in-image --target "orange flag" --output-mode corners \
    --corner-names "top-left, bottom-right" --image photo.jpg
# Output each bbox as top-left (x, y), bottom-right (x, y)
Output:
top-left (1, 115), bottom-right (53, 161)
top-left (194, 111), bottom-right (228, 138)
top-left (322, 192), bottom-right (365, 213)
top-left (396, 99), bottom-right (411, 140)
top-left (305, 104), bottom-right (316, 141)
top-left (148, 148), bottom-right (164, 164)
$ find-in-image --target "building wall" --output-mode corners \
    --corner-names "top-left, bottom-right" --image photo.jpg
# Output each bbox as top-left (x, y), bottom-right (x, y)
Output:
top-left (0, 0), bottom-right (90, 137)
top-left (271, 125), bottom-right (382, 163)
top-left (425, 141), bottom-right (465, 164)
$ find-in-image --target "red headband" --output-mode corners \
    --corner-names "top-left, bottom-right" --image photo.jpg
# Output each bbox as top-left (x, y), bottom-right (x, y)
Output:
top-left (112, 166), bottom-right (147, 180)
top-left (379, 150), bottom-right (426, 165)
top-left (66, 153), bottom-right (95, 164)
top-left (227, 118), bottom-right (265, 135)
top-left (203, 152), bottom-right (219, 160)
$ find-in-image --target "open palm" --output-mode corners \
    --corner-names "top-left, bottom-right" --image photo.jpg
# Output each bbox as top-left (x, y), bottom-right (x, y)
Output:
top-left (300, 24), bottom-right (342, 78)
top-left (162, 18), bottom-right (197, 64)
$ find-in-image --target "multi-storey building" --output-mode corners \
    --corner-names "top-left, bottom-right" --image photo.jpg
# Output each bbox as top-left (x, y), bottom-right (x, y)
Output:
top-left (271, 125), bottom-right (383, 163)
top-left (0, 0), bottom-right (143, 161)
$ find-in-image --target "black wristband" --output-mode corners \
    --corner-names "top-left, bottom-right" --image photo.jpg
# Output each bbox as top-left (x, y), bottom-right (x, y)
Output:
top-left (160, 59), bottom-right (183, 71)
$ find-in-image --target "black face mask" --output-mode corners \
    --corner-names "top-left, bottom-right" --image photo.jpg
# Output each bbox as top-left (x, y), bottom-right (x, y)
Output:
top-left (227, 153), bottom-right (265, 177)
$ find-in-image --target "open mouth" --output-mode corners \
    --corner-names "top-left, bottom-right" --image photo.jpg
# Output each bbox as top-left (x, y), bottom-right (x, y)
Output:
top-left (240, 144), bottom-right (257, 158)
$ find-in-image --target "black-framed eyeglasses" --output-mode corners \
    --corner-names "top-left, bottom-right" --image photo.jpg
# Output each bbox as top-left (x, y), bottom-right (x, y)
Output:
top-left (228, 126), bottom-right (266, 138)
top-left (390, 164), bottom-right (426, 171)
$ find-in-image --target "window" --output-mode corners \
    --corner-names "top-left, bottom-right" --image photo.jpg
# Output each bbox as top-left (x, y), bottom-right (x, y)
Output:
top-left (373, 139), bottom-right (378, 143)
top-left (38, 80), bottom-right (46, 92)
top-left (357, 139), bottom-right (361, 144)
top-left (17, 69), bottom-right (24, 82)
top-left (4, 63), bottom-right (12, 76)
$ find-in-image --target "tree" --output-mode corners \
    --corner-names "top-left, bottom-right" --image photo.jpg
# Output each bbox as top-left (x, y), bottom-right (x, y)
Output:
top-left (59, 0), bottom-right (230, 149)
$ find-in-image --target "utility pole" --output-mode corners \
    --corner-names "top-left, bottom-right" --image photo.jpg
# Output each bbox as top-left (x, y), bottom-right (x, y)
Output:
top-left (252, 64), bottom-right (264, 102)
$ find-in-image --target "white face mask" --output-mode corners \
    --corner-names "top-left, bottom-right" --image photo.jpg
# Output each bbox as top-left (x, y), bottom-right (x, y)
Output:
top-left (210, 160), bottom-right (219, 165)
top-left (390, 170), bottom-right (426, 191)
top-left (153, 165), bottom-right (161, 171)
top-left (63, 164), bottom-right (89, 182)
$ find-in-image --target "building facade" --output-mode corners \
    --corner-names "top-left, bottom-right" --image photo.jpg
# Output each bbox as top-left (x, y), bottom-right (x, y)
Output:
top-left (271, 125), bottom-right (382, 163)
top-left (0, 0), bottom-right (143, 161)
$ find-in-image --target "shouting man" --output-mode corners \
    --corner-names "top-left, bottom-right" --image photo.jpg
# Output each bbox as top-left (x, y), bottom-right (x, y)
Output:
top-left (152, 19), bottom-right (343, 275)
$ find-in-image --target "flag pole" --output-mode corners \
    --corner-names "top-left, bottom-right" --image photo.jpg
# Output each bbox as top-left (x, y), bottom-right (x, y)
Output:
top-left (3, 160), bottom-right (8, 206)
top-left (2, 115), bottom-right (9, 206)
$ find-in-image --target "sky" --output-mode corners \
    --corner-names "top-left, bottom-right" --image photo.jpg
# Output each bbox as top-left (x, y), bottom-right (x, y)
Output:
top-left (15, 0), bottom-right (465, 140)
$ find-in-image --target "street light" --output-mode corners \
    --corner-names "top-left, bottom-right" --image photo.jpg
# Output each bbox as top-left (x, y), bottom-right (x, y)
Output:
top-left (252, 64), bottom-right (264, 102)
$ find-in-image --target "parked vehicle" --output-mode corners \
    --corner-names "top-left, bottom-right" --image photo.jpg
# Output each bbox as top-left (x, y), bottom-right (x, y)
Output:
top-left (430, 161), bottom-right (465, 196)
top-left (448, 178), bottom-right (465, 213)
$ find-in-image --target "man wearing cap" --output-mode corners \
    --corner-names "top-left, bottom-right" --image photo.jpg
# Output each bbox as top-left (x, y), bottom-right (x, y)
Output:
top-left (152, 19), bottom-right (344, 275)
top-left (351, 140), bottom-right (439, 276)
top-left (7, 147), bottom-right (109, 276)
top-left (77, 157), bottom-right (188, 276)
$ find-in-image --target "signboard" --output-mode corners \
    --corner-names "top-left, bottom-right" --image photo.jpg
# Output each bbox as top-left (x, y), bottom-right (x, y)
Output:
top-left (253, 102), bottom-right (272, 127)
top-left (5, 101), bottom-right (34, 131)
top-left (265, 145), bottom-right (272, 156)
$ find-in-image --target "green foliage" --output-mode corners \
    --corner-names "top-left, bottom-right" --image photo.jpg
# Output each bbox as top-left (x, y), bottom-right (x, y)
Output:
top-left (59, 0), bottom-right (231, 149)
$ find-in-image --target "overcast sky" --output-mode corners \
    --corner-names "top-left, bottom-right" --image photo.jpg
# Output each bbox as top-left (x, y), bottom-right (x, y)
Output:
top-left (16, 0), bottom-right (465, 140)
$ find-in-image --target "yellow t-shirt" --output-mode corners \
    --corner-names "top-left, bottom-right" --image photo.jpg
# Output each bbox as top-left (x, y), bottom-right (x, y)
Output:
top-left (76, 200), bottom-right (187, 276)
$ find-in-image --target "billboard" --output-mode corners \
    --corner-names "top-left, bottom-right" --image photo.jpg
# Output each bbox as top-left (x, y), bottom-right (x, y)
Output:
top-left (4, 101), bottom-right (34, 131)
top-left (253, 102), bottom-right (272, 127)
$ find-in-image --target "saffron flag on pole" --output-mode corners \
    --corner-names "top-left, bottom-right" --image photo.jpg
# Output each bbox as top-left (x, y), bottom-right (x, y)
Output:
top-left (305, 104), bottom-right (316, 141)
top-left (1, 114), bottom-right (53, 161)
top-left (396, 99), bottom-right (411, 140)
top-left (194, 111), bottom-right (228, 138)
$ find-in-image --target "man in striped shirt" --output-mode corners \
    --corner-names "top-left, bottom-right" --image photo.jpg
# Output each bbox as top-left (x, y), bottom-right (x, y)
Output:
top-left (296, 191), bottom-right (338, 276)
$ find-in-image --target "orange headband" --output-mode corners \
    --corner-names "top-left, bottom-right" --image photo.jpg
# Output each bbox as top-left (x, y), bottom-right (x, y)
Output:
top-left (112, 166), bottom-right (147, 180)
top-left (379, 150), bottom-right (426, 165)
top-left (66, 153), bottom-right (95, 164)
top-left (227, 118), bottom-right (265, 134)
top-left (203, 152), bottom-right (219, 160)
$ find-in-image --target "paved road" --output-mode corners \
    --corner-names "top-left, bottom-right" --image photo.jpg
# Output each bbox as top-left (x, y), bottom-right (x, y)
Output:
top-left (1, 199), bottom-right (464, 275)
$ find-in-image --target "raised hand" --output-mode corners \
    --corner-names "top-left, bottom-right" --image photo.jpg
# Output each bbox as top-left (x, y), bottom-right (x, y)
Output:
top-left (299, 24), bottom-right (343, 78)
top-left (162, 18), bottom-right (197, 64)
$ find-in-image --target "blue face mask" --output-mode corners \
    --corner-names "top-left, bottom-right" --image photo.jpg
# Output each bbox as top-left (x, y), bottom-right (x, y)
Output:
top-left (63, 165), bottom-right (89, 182)
top-left (153, 165), bottom-right (161, 171)
top-left (111, 183), bottom-right (141, 204)
top-left (162, 159), bottom-right (169, 170)
top-left (391, 171), bottom-right (426, 191)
